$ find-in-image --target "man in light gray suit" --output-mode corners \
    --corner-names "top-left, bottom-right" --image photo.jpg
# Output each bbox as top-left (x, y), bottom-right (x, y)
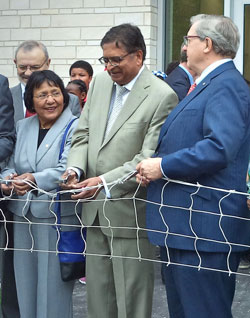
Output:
top-left (62, 24), bottom-right (178, 318)
top-left (11, 40), bottom-right (81, 122)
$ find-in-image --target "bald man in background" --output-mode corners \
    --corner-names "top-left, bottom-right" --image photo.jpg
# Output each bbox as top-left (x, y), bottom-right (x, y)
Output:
top-left (11, 40), bottom-right (81, 122)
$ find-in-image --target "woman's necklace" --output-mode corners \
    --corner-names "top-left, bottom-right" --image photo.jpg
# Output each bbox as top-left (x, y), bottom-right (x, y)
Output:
top-left (40, 123), bottom-right (49, 130)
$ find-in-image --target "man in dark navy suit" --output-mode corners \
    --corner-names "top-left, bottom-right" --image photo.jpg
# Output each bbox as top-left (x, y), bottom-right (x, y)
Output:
top-left (137, 14), bottom-right (250, 318)
top-left (165, 44), bottom-right (196, 101)
top-left (0, 75), bottom-right (16, 318)
top-left (0, 75), bottom-right (15, 166)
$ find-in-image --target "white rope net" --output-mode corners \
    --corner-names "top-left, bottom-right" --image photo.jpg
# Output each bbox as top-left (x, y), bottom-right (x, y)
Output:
top-left (1, 171), bottom-right (250, 277)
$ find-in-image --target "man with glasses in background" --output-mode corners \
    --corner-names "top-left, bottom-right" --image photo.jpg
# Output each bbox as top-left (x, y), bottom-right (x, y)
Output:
top-left (62, 23), bottom-right (178, 318)
top-left (11, 40), bottom-right (81, 122)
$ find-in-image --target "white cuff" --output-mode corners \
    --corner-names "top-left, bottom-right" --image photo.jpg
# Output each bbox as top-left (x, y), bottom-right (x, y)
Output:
top-left (100, 175), bottom-right (111, 199)
top-left (160, 162), bottom-right (168, 178)
top-left (67, 167), bottom-right (82, 181)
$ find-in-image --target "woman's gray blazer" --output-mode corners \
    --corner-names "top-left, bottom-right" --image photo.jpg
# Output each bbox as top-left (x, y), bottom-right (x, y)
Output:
top-left (2, 107), bottom-right (79, 219)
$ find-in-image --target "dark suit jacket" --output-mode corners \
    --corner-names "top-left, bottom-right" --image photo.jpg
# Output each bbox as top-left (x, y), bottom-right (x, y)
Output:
top-left (0, 75), bottom-right (18, 318)
top-left (165, 65), bottom-right (192, 101)
top-left (11, 83), bottom-right (81, 123)
top-left (147, 61), bottom-right (250, 253)
top-left (0, 75), bottom-right (15, 163)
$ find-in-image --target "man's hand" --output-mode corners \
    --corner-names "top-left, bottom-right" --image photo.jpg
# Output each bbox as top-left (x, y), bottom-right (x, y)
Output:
top-left (136, 158), bottom-right (163, 186)
top-left (71, 176), bottom-right (103, 200)
top-left (12, 173), bottom-right (36, 196)
top-left (60, 169), bottom-right (78, 190)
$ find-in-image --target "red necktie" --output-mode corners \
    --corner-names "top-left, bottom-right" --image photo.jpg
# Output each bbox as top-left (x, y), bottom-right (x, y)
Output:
top-left (187, 82), bottom-right (197, 95)
top-left (25, 109), bottom-right (36, 118)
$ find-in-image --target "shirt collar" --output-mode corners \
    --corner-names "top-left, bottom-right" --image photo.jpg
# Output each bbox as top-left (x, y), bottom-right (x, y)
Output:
top-left (21, 82), bottom-right (26, 98)
top-left (196, 58), bottom-right (232, 85)
top-left (178, 64), bottom-right (194, 85)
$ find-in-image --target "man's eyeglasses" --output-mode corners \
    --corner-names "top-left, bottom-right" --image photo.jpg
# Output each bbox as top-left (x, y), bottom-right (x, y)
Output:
top-left (16, 59), bottom-right (48, 72)
top-left (34, 91), bottom-right (62, 101)
top-left (183, 35), bottom-right (203, 46)
top-left (98, 52), bottom-right (134, 66)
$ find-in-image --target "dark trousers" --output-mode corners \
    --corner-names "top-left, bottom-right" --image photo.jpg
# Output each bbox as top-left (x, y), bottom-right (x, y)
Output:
top-left (0, 207), bottom-right (20, 318)
top-left (161, 247), bottom-right (241, 318)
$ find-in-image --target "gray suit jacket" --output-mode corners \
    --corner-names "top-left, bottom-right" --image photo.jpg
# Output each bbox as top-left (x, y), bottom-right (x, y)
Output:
top-left (11, 83), bottom-right (81, 123)
top-left (67, 67), bottom-right (178, 238)
top-left (2, 107), bottom-right (79, 219)
top-left (0, 75), bottom-right (15, 163)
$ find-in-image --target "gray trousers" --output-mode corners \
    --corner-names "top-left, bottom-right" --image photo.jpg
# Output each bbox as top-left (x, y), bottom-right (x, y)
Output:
top-left (13, 212), bottom-right (75, 318)
top-left (86, 220), bottom-right (155, 318)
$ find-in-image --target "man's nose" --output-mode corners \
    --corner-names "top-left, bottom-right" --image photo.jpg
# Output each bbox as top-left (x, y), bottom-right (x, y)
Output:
top-left (24, 67), bottom-right (32, 76)
top-left (106, 62), bottom-right (116, 71)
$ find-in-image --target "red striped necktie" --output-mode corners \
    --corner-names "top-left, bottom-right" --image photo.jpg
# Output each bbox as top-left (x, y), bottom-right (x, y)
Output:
top-left (187, 82), bottom-right (197, 95)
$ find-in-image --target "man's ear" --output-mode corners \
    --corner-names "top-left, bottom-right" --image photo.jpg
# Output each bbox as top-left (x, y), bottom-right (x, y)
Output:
top-left (46, 58), bottom-right (51, 68)
top-left (204, 37), bottom-right (213, 54)
top-left (135, 50), bottom-right (143, 66)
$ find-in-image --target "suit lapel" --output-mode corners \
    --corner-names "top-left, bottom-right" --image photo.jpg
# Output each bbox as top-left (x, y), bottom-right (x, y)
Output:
top-left (101, 68), bottom-right (149, 147)
top-left (12, 84), bottom-right (25, 122)
top-left (94, 77), bottom-right (114, 149)
top-left (26, 116), bottom-right (39, 171)
top-left (157, 61), bottom-right (236, 148)
top-left (157, 82), bottom-right (207, 143)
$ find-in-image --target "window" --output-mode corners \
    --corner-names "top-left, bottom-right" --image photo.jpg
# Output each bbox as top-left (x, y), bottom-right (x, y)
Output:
top-left (164, 0), bottom-right (224, 72)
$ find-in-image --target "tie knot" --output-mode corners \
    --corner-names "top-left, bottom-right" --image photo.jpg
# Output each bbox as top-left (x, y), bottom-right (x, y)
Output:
top-left (187, 82), bottom-right (197, 95)
top-left (115, 85), bottom-right (128, 97)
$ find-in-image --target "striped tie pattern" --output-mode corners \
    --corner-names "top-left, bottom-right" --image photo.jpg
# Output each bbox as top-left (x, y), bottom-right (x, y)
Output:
top-left (104, 85), bottom-right (128, 139)
top-left (187, 82), bottom-right (197, 95)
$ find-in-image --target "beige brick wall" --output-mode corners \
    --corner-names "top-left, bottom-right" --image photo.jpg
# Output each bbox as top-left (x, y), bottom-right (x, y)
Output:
top-left (0, 0), bottom-right (159, 87)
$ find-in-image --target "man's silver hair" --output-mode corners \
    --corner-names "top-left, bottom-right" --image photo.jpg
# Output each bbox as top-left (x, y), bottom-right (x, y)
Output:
top-left (190, 14), bottom-right (240, 59)
top-left (15, 40), bottom-right (49, 60)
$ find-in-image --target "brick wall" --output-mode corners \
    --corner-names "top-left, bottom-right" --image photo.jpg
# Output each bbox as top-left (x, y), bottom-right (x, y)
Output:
top-left (0, 0), bottom-right (159, 87)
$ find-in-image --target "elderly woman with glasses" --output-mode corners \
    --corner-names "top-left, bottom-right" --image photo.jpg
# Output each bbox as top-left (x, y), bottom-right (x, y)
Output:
top-left (1, 70), bottom-right (79, 318)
